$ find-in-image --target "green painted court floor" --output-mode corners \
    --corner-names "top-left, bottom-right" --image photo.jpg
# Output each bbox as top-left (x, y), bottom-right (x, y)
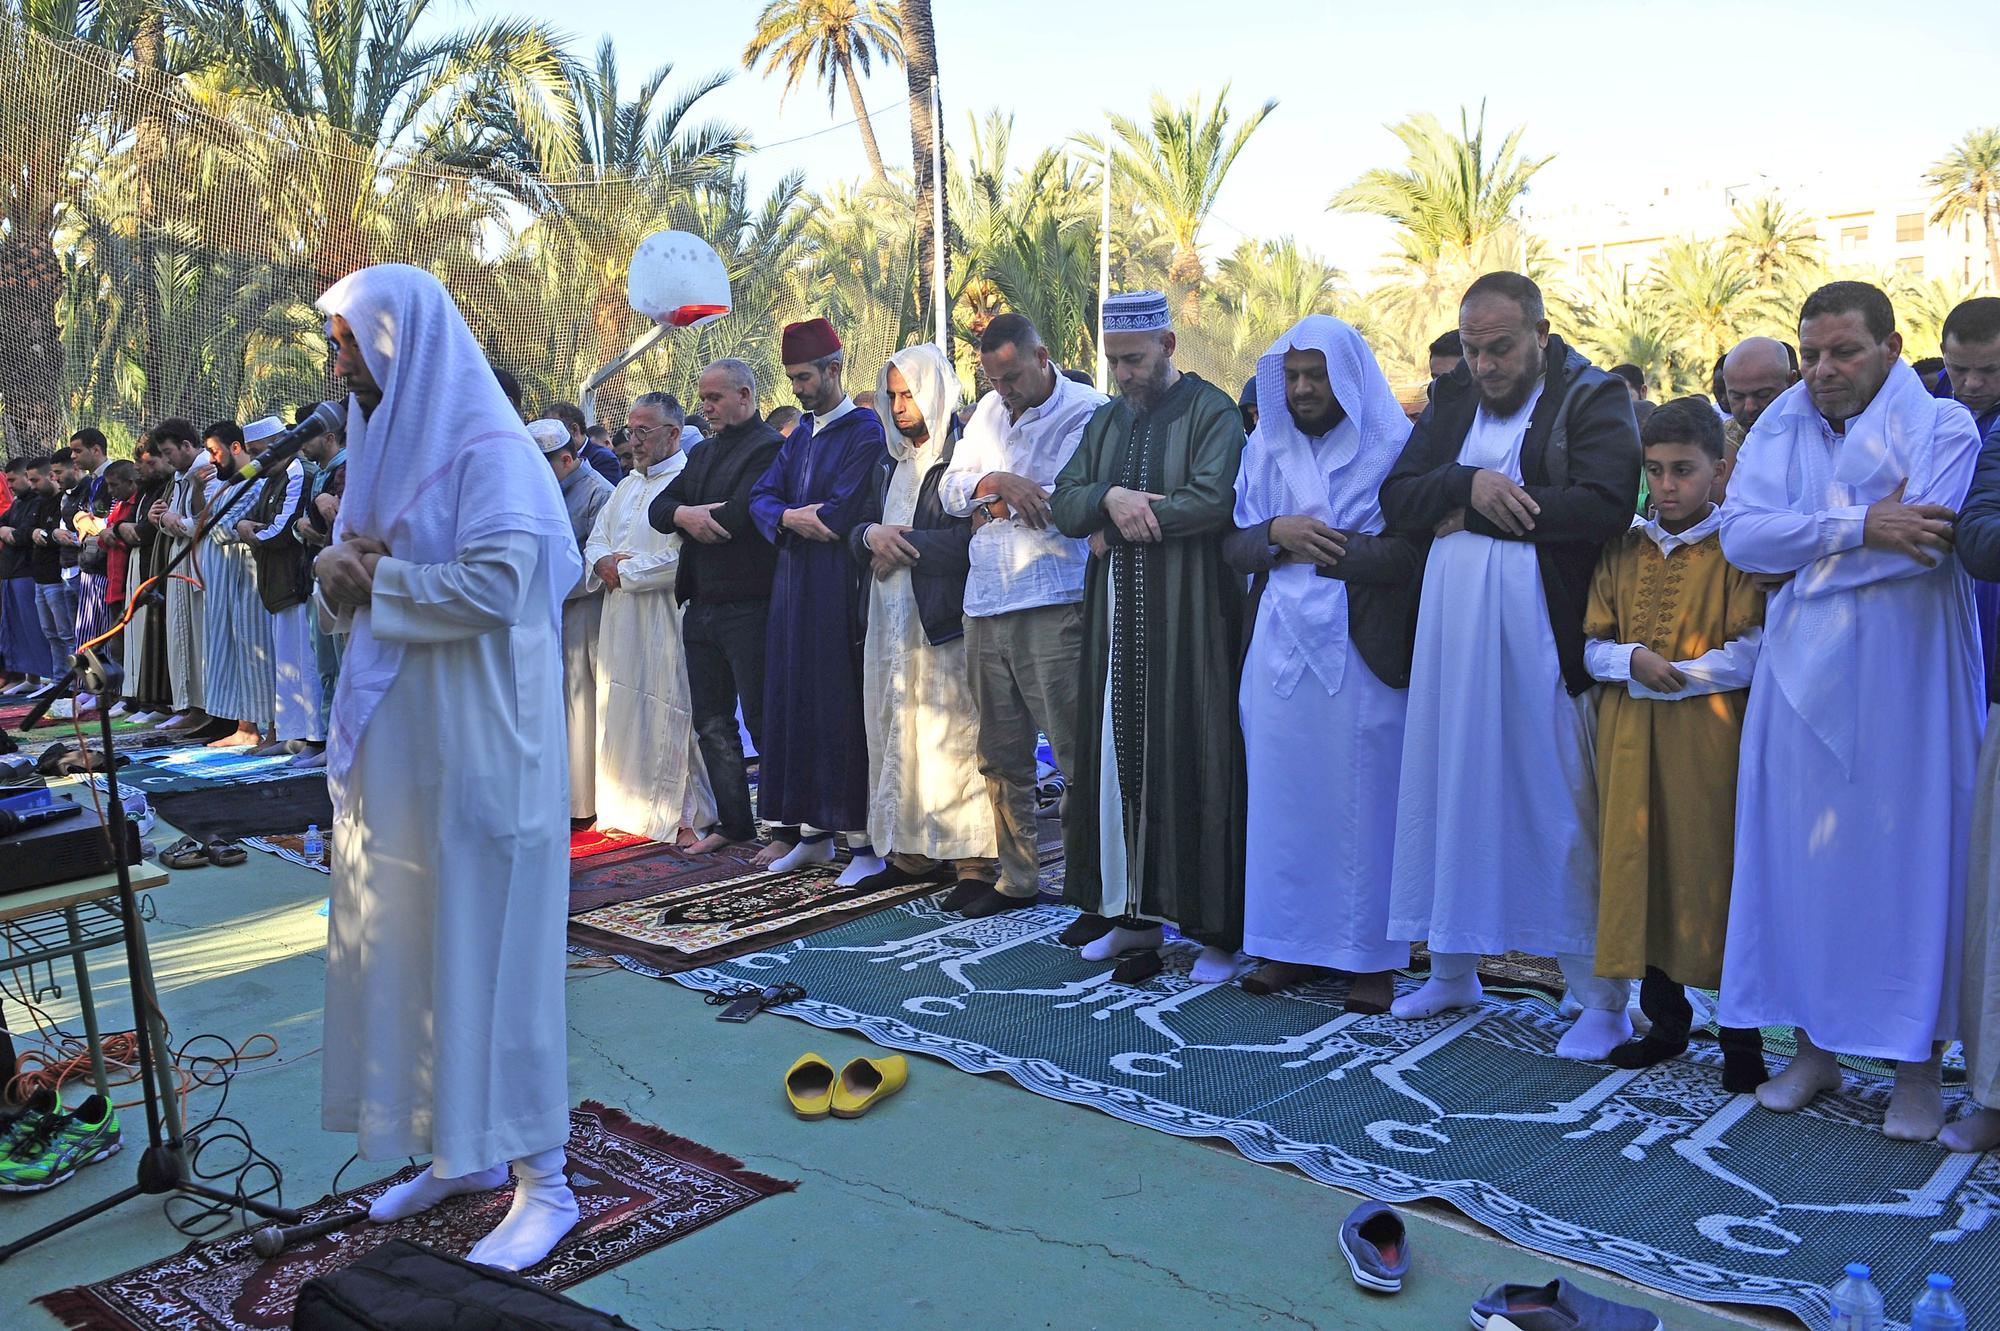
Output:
top-left (1, 810), bottom-right (1782, 1329)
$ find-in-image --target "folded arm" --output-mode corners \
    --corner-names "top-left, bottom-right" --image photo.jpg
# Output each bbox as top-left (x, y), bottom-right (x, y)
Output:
top-left (369, 530), bottom-right (540, 644)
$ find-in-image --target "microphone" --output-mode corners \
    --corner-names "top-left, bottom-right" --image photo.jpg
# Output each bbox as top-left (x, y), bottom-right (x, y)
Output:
top-left (235, 401), bottom-right (344, 485)
top-left (250, 1207), bottom-right (368, 1259)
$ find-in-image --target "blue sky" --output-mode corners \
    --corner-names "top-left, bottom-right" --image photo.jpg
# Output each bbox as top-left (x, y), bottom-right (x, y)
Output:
top-left (488, 0), bottom-right (1999, 278)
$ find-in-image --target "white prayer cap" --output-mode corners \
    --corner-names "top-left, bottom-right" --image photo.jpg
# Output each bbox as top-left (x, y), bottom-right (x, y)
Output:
top-left (1103, 290), bottom-right (1171, 333)
top-left (242, 415), bottom-right (286, 444)
top-left (527, 419), bottom-right (572, 455)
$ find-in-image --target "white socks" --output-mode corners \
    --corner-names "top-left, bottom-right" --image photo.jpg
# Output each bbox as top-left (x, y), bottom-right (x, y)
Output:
top-left (1391, 952), bottom-right (1483, 1019)
top-left (1189, 945), bottom-right (1241, 984)
top-left (1756, 1030), bottom-right (1843, 1113)
top-left (1940, 1105), bottom-right (2000, 1154)
top-left (835, 850), bottom-right (886, 886)
top-left (368, 1162), bottom-right (507, 1223)
top-left (1555, 1005), bottom-right (1633, 1061)
top-left (1080, 924), bottom-right (1163, 962)
top-left (467, 1146), bottom-right (580, 1272)
top-left (1883, 1054), bottom-right (1944, 1142)
top-left (769, 836), bottom-right (834, 873)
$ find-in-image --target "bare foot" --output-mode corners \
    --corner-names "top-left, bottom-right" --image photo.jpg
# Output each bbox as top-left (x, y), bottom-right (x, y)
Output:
top-left (1240, 960), bottom-right (1329, 995)
top-left (207, 727), bottom-right (260, 749)
top-left (687, 832), bottom-right (745, 855)
top-left (752, 840), bottom-right (794, 868)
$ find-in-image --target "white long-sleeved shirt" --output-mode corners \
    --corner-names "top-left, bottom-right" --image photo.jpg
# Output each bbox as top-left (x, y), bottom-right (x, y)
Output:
top-left (939, 370), bottom-right (1108, 619)
top-left (1583, 505), bottom-right (1762, 699)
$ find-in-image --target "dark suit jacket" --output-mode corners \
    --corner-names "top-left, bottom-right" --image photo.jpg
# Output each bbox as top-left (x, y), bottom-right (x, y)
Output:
top-left (1221, 520), bottom-right (1423, 689)
top-left (1378, 335), bottom-right (1640, 695)
top-left (648, 415), bottom-right (784, 605)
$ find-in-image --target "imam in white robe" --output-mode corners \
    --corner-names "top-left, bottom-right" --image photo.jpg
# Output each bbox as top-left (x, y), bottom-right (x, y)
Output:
top-left (1717, 366), bottom-right (1982, 1062)
top-left (583, 450), bottom-right (714, 842)
top-left (1388, 385), bottom-right (1602, 958)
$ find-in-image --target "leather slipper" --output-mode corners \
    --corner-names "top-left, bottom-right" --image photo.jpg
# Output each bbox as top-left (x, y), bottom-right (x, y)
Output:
top-left (161, 836), bottom-right (209, 870)
top-left (204, 838), bottom-right (247, 867)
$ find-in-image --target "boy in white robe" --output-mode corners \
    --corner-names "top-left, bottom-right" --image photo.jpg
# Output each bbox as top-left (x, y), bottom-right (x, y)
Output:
top-left (314, 265), bottom-right (583, 1271)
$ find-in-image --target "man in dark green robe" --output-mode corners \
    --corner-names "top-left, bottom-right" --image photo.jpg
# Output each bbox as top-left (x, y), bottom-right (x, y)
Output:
top-left (1050, 290), bottom-right (1248, 985)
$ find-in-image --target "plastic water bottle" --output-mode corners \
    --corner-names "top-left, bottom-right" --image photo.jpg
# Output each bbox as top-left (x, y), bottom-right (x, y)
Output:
top-left (1911, 1273), bottom-right (1967, 1331)
top-left (301, 824), bottom-right (324, 867)
top-left (1829, 1263), bottom-right (1885, 1331)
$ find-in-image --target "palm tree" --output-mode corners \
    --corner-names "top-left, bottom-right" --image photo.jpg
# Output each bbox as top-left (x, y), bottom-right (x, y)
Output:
top-left (1561, 270), bottom-right (1690, 397)
top-left (1215, 237), bottom-right (1347, 363)
top-left (1331, 104), bottom-right (1551, 269)
top-left (1097, 86), bottom-right (1276, 288)
top-left (900, 0), bottom-right (945, 338)
top-left (742, 0), bottom-right (902, 184)
top-left (1925, 127), bottom-right (2000, 292)
top-left (1648, 238), bottom-right (1756, 367)
top-left (1726, 194), bottom-right (1822, 290)
top-left (165, 0), bottom-right (579, 282)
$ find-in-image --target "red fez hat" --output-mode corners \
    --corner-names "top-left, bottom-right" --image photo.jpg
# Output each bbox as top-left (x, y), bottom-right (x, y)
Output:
top-left (781, 317), bottom-right (842, 365)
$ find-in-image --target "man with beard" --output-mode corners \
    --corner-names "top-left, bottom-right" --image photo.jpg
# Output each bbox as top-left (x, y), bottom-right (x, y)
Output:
top-left (1050, 291), bottom-right (1249, 984)
top-left (155, 423), bottom-right (217, 734)
top-left (1225, 316), bottom-right (1422, 1011)
top-left (198, 418), bottom-right (281, 749)
top-left (1380, 272), bottom-right (1641, 1060)
top-left (747, 319), bottom-right (890, 887)
top-left (851, 344), bottom-right (999, 904)
top-left (119, 434), bottom-right (180, 724)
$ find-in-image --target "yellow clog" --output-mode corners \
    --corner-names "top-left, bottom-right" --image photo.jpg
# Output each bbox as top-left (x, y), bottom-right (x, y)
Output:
top-left (784, 1053), bottom-right (836, 1119)
top-left (831, 1055), bottom-right (908, 1119)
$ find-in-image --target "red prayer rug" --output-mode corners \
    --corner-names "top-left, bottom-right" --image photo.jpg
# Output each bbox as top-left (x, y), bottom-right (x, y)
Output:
top-left (35, 1101), bottom-right (794, 1331)
top-left (568, 825), bottom-right (655, 860)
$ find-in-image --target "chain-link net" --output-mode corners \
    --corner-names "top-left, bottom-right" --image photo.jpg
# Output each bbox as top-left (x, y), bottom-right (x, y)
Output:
top-left (0, 19), bottom-right (920, 459)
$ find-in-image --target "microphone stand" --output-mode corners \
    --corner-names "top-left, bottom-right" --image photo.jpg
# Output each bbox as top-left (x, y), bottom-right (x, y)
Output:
top-left (0, 463), bottom-right (304, 1263)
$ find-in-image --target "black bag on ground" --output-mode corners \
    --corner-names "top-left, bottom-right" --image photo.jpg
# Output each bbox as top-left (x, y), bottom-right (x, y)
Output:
top-left (291, 1239), bottom-right (638, 1331)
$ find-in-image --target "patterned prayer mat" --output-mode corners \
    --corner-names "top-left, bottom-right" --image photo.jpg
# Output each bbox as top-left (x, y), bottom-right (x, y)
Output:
top-left (665, 900), bottom-right (1997, 1331)
top-left (241, 833), bottom-right (326, 874)
top-left (568, 849), bottom-right (948, 976)
top-left (35, 1101), bottom-right (794, 1331)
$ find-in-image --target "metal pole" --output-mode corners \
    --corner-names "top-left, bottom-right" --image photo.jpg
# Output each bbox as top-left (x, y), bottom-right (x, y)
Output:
top-left (1097, 122), bottom-right (1112, 389)
top-left (931, 77), bottom-right (948, 354)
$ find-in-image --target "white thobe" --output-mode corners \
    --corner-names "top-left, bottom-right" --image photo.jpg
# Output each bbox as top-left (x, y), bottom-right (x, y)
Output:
top-left (1718, 410), bottom-right (1982, 1062)
top-left (1388, 388), bottom-right (1602, 958)
top-left (561, 595), bottom-right (600, 819)
top-left (164, 464), bottom-right (205, 711)
top-left (861, 511), bottom-right (996, 866)
top-left (322, 530), bottom-right (571, 1175)
top-left (1240, 579), bottom-right (1408, 974)
top-left (583, 454), bottom-right (714, 842)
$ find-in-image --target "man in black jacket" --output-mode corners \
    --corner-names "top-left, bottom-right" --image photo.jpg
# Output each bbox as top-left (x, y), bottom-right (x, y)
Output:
top-left (1379, 272), bottom-right (1642, 1061)
top-left (0, 459), bottom-right (54, 691)
top-left (651, 357), bottom-right (787, 857)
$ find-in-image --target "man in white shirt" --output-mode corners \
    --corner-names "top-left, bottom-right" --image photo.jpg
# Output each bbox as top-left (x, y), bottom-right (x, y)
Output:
top-left (937, 314), bottom-right (1107, 921)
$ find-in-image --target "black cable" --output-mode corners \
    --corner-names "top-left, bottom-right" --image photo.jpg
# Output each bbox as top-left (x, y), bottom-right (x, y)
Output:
top-left (161, 1031), bottom-right (287, 1238)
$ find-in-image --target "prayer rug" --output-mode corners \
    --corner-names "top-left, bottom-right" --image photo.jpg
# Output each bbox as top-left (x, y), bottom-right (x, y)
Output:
top-left (34, 1100), bottom-right (794, 1331)
top-left (241, 833), bottom-right (326, 874)
top-left (665, 900), bottom-right (1998, 1331)
top-left (569, 853), bottom-right (945, 976)
top-left (110, 747), bottom-right (308, 793)
top-left (570, 825), bottom-right (655, 860)
top-left (147, 775), bottom-right (331, 841)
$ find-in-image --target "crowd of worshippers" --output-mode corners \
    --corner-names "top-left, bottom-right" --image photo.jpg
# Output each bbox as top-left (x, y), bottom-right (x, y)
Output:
top-left (8, 271), bottom-right (2000, 1154)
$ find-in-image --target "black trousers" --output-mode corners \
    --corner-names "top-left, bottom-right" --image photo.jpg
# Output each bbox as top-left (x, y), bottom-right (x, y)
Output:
top-left (683, 597), bottom-right (785, 843)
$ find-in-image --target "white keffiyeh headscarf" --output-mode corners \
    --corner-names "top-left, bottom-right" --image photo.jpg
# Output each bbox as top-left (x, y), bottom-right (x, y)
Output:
top-left (1232, 315), bottom-right (1410, 697)
top-left (316, 264), bottom-right (581, 786)
top-left (875, 344), bottom-right (962, 522)
top-left (1727, 359), bottom-right (1944, 775)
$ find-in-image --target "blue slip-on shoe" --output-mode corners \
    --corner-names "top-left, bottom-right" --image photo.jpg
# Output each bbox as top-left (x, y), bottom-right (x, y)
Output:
top-left (1469, 1278), bottom-right (1662, 1330)
top-left (1337, 1199), bottom-right (1410, 1293)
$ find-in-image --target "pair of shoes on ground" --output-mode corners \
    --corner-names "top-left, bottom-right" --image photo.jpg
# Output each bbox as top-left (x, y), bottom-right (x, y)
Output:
top-left (0, 1088), bottom-right (121, 1192)
top-left (934, 877), bottom-right (1036, 920)
top-left (1338, 1201), bottom-right (1660, 1329)
top-left (161, 834), bottom-right (247, 868)
top-left (785, 1053), bottom-right (907, 1120)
